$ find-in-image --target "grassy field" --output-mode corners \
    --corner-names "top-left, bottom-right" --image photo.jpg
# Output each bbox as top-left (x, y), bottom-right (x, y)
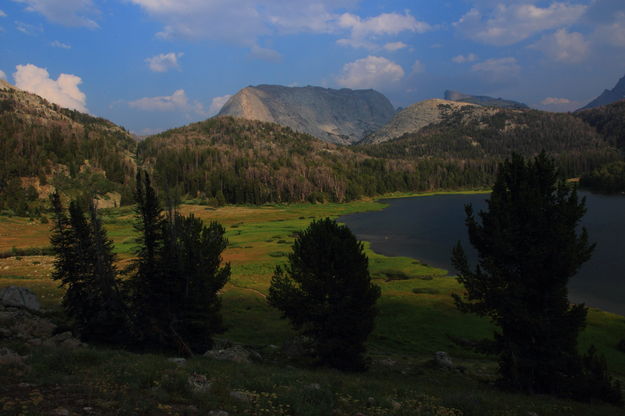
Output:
top-left (1, 192), bottom-right (625, 415)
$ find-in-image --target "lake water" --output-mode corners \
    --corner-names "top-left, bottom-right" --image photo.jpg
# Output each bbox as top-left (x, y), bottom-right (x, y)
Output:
top-left (339, 192), bottom-right (625, 316)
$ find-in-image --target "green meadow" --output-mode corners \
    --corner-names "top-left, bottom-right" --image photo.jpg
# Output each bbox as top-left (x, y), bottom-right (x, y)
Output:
top-left (1, 192), bottom-right (625, 415)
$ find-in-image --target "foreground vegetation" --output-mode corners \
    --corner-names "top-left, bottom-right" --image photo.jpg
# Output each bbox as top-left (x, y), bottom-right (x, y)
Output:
top-left (1, 192), bottom-right (625, 415)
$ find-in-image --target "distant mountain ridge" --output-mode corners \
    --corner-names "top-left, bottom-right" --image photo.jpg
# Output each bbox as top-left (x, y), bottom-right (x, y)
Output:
top-left (444, 90), bottom-right (528, 109)
top-left (217, 85), bottom-right (396, 145)
top-left (579, 74), bottom-right (625, 110)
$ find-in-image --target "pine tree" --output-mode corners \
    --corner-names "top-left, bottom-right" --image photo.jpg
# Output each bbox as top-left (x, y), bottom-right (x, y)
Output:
top-left (452, 153), bottom-right (622, 403)
top-left (268, 218), bottom-right (380, 371)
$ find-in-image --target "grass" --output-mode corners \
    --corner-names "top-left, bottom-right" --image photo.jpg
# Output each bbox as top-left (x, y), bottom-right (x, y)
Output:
top-left (1, 192), bottom-right (625, 415)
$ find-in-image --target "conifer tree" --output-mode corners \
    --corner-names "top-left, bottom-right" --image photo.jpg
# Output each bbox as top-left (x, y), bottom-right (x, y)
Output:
top-left (268, 218), bottom-right (380, 371)
top-left (452, 153), bottom-right (622, 403)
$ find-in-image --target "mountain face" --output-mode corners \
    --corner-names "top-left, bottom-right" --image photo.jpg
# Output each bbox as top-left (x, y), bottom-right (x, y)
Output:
top-left (0, 80), bottom-right (137, 214)
top-left (444, 90), bottom-right (528, 109)
top-left (579, 74), bottom-right (625, 110)
top-left (217, 85), bottom-right (396, 145)
top-left (361, 99), bottom-right (494, 144)
top-left (575, 99), bottom-right (625, 150)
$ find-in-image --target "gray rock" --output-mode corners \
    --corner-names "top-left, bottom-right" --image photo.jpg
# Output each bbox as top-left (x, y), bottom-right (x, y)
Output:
top-left (0, 347), bottom-right (24, 366)
top-left (0, 286), bottom-right (40, 311)
top-left (434, 351), bottom-right (454, 369)
top-left (204, 345), bottom-right (258, 364)
top-left (208, 411), bottom-right (229, 416)
top-left (229, 390), bottom-right (253, 403)
top-left (306, 383), bottom-right (321, 391)
top-left (390, 400), bottom-right (401, 410)
top-left (50, 408), bottom-right (70, 416)
top-left (168, 357), bottom-right (186, 366)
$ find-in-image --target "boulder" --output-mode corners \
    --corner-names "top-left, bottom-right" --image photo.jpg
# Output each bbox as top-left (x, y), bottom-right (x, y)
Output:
top-left (229, 390), bottom-right (253, 403)
top-left (204, 345), bottom-right (260, 364)
top-left (0, 286), bottom-right (40, 311)
top-left (434, 351), bottom-right (454, 369)
top-left (187, 374), bottom-right (212, 394)
top-left (0, 347), bottom-right (25, 366)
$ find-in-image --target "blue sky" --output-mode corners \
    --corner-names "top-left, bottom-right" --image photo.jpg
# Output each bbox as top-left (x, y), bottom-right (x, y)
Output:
top-left (1, 0), bottom-right (625, 134)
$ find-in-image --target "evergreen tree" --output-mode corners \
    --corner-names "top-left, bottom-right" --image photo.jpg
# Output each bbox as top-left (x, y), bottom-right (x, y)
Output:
top-left (50, 193), bottom-right (128, 343)
top-left (452, 153), bottom-right (622, 403)
top-left (268, 218), bottom-right (380, 371)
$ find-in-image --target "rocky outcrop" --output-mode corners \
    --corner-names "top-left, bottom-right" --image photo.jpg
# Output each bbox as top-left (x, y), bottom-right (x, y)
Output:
top-left (218, 85), bottom-right (396, 145)
top-left (362, 99), bottom-right (495, 144)
top-left (444, 90), bottom-right (528, 109)
top-left (0, 286), bottom-right (41, 311)
top-left (580, 74), bottom-right (625, 110)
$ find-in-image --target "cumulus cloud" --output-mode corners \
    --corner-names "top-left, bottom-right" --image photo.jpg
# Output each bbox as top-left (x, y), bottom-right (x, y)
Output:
top-left (208, 94), bottom-right (232, 115)
top-left (13, 64), bottom-right (88, 112)
top-left (384, 41), bottom-right (408, 51)
top-left (452, 53), bottom-right (478, 63)
top-left (472, 57), bottom-right (520, 80)
top-left (529, 29), bottom-right (589, 63)
top-left (129, 89), bottom-right (205, 115)
top-left (455, 3), bottom-right (587, 46)
top-left (337, 56), bottom-right (404, 89)
top-left (337, 12), bottom-right (430, 49)
top-left (541, 97), bottom-right (574, 105)
top-left (145, 52), bottom-right (183, 72)
top-left (0, 70), bottom-right (6, 81)
top-left (51, 40), bottom-right (71, 49)
top-left (13, 0), bottom-right (99, 28)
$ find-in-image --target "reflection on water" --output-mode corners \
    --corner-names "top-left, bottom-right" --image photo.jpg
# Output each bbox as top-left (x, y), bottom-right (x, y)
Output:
top-left (339, 192), bottom-right (625, 316)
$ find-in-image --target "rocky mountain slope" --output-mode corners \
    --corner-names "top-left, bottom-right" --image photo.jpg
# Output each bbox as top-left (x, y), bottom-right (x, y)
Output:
top-left (580, 74), bottom-right (625, 110)
top-left (444, 90), bottom-right (528, 109)
top-left (0, 80), bottom-right (137, 214)
top-left (217, 85), bottom-right (395, 145)
top-left (575, 98), bottom-right (625, 150)
top-left (361, 99), bottom-right (494, 144)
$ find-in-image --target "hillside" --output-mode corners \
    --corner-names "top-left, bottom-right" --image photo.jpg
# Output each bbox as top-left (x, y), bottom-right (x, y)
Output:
top-left (580, 74), bottom-right (625, 110)
top-left (444, 90), bottom-right (528, 109)
top-left (0, 80), bottom-right (137, 215)
top-left (575, 99), bottom-right (625, 151)
top-left (218, 85), bottom-right (395, 145)
top-left (360, 107), bottom-right (620, 179)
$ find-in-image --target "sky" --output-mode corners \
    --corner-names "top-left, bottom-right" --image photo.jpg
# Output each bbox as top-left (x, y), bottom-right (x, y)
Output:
top-left (1, 0), bottom-right (625, 135)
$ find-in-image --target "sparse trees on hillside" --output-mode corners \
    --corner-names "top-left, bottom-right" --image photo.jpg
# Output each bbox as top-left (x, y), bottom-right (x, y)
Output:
top-left (268, 218), bottom-right (380, 371)
top-left (452, 153), bottom-right (622, 404)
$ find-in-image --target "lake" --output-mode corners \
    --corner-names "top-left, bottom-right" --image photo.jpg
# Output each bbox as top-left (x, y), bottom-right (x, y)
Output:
top-left (339, 192), bottom-right (625, 316)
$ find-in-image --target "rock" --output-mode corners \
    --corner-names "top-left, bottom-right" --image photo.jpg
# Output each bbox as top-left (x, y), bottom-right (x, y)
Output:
top-left (168, 357), bottom-right (186, 366)
top-left (12, 314), bottom-right (56, 340)
top-left (306, 383), bottom-right (321, 391)
top-left (50, 408), bottom-right (70, 416)
top-left (60, 337), bottom-right (84, 349)
top-left (212, 338), bottom-right (235, 350)
top-left (230, 390), bottom-right (253, 403)
top-left (0, 286), bottom-right (40, 311)
top-left (434, 351), bottom-right (454, 369)
top-left (187, 374), bottom-right (212, 394)
top-left (0, 347), bottom-right (24, 366)
top-left (208, 411), bottom-right (229, 416)
top-left (280, 336), bottom-right (312, 359)
top-left (204, 345), bottom-right (258, 364)
top-left (390, 400), bottom-right (401, 410)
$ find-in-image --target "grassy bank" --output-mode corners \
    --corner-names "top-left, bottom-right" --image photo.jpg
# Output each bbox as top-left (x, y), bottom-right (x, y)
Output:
top-left (1, 192), bottom-right (624, 415)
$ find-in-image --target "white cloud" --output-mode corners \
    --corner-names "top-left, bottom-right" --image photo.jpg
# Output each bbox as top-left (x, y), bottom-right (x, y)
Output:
top-left (472, 57), bottom-right (520, 80)
top-left (384, 41), bottom-right (408, 51)
top-left (13, 0), bottom-right (99, 28)
top-left (337, 12), bottom-right (430, 49)
top-left (249, 45), bottom-right (281, 62)
top-left (13, 64), bottom-right (88, 112)
top-left (0, 70), bottom-right (6, 80)
top-left (529, 29), bottom-right (589, 63)
top-left (145, 52), bottom-right (183, 72)
top-left (452, 53), bottom-right (478, 63)
top-left (0, 10), bottom-right (6, 17)
top-left (15, 21), bottom-right (42, 35)
top-left (208, 94), bottom-right (232, 115)
top-left (51, 40), bottom-right (71, 49)
top-left (541, 97), bottom-right (574, 105)
top-left (455, 3), bottom-right (587, 46)
top-left (337, 56), bottom-right (405, 89)
top-left (411, 60), bottom-right (425, 75)
top-left (129, 89), bottom-right (206, 115)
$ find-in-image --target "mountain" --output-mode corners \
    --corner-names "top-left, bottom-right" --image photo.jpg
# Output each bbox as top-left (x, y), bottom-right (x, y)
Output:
top-left (444, 90), bottom-right (528, 109)
top-left (0, 80), bottom-right (137, 214)
top-left (360, 106), bottom-right (620, 179)
top-left (579, 74), bottom-right (625, 110)
top-left (575, 99), bottom-right (625, 150)
top-left (217, 85), bottom-right (396, 145)
top-left (361, 99), bottom-right (492, 144)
